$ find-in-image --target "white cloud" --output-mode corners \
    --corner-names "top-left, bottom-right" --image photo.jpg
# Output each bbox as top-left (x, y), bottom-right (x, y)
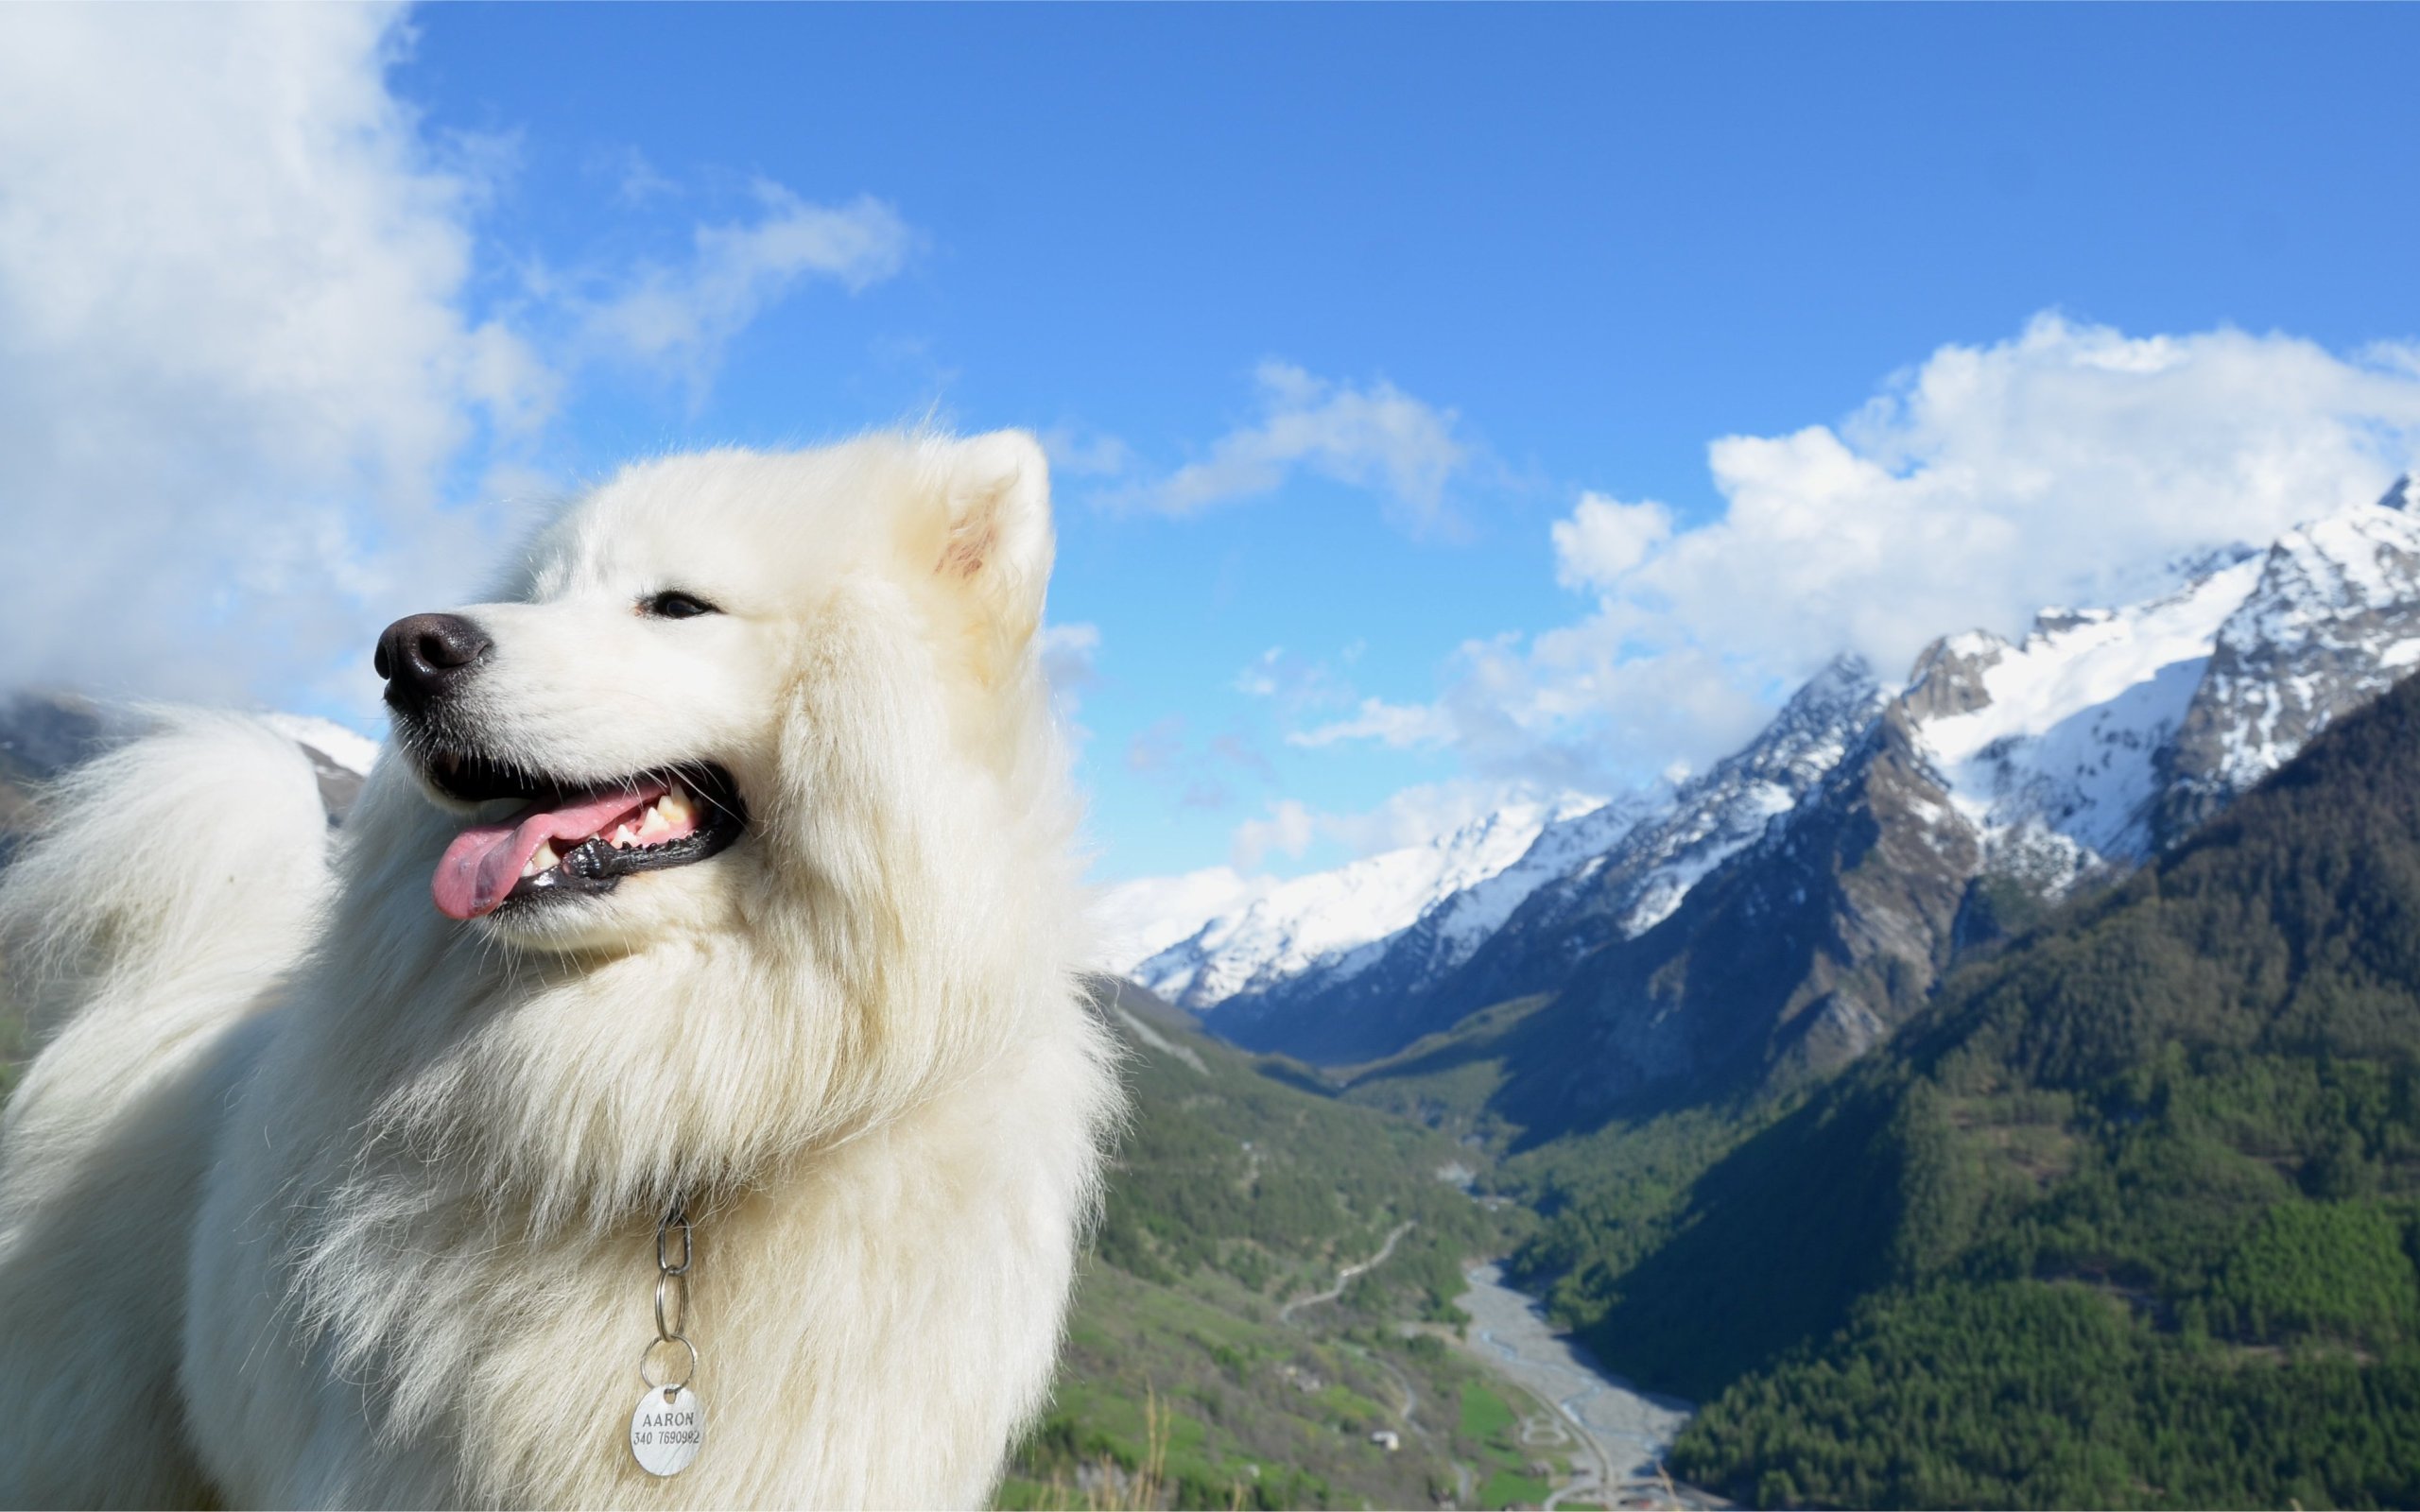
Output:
top-left (1226, 777), bottom-right (1551, 875)
top-left (1315, 779), bottom-right (1546, 860)
top-left (1433, 635), bottom-right (1772, 791)
top-left (1288, 696), bottom-right (1457, 751)
top-left (1233, 654), bottom-right (1284, 700)
top-left (1092, 864), bottom-right (1277, 968)
top-left (1039, 621), bottom-right (1101, 700)
top-left (1232, 645), bottom-right (1353, 713)
top-left (0, 7), bottom-right (918, 713)
top-left (1551, 490), bottom-right (1673, 589)
top-left (1039, 425), bottom-right (1134, 480)
top-left (1624, 316), bottom-right (2420, 684)
top-left (1231, 799), bottom-right (1318, 870)
top-left (607, 146), bottom-right (679, 208)
top-left (575, 182), bottom-right (911, 384)
top-left (1130, 361), bottom-right (1474, 533)
top-left (1300, 315), bottom-right (2420, 790)
top-left (1038, 621), bottom-right (1100, 745)
top-left (1207, 732), bottom-right (1278, 787)
top-left (0, 4), bottom-right (541, 706)
top-left (1125, 714), bottom-right (1186, 776)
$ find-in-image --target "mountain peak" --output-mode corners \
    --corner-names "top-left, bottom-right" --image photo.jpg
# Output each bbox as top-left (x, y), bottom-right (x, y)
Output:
top-left (1129, 790), bottom-right (1616, 1018)
top-left (1788, 651), bottom-right (1881, 709)
top-left (2157, 487), bottom-right (2420, 842)
top-left (1910, 554), bottom-right (2261, 871)
top-left (1899, 630), bottom-right (2009, 723)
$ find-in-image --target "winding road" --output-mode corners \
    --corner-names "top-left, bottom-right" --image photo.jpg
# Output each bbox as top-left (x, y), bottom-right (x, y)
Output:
top-left (1278, 1220), bottom-right (1415, 1323)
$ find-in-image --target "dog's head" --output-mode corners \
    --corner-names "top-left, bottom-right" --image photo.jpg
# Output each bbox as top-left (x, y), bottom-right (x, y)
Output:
top-left (332, 430), bottom-right (1096, 1216)
top-left (375, 429), bottom-right (1063, 955)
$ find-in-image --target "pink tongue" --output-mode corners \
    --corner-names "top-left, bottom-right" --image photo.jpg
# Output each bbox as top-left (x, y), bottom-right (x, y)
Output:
top-left (432, 782), bottom-right (666, 921)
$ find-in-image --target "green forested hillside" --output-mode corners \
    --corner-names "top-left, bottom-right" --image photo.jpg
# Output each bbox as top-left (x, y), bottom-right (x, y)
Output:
top-left (1513, 674), bottom-right (2420, 1507)
top-left (1000, 981), bottom-right (1534, 1509)
top-left (1088, 982), bottom-right (1496, 1312)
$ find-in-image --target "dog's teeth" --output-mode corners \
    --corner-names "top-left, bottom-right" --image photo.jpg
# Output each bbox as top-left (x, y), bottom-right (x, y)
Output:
top-left (611, 824), bottom-right (637, 849)
top-left (522, 841), bottom-right (561, 878)
top-left (658, 788), bottom-right (694, 828)
top-left (637, 806), bottom-right (672, 840)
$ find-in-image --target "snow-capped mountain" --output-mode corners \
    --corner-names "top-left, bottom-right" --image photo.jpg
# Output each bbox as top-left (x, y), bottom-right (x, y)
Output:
top-left (1616, 657), bottom-right (1893, 936)
top-left (1908, 482), bottom-right (2420, 881)
top-left (1910, 548), bottom-right (2265, 888)
top-left (1095, 867), bottom-right (1282, 974)
top-left (1129, 795), bottom-right (1616, 1017)
top-left (1426, 653), bottom-right (1891, 1032)
top-left (2157, 482), bottom-right (2420, 842)
top-left (1533, 484), bottom-right (2420, 1105)
top-left (1193, 792), bottom-right (1663, 1061)
top-left (1123, 476), bottom-right (2420, 1080)
top-left (1171, 654), bottom-right (1891, 1064)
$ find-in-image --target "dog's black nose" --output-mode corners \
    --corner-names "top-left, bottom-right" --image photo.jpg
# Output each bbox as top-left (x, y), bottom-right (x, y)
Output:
top-left (376, 612), bottom-right (493, 711)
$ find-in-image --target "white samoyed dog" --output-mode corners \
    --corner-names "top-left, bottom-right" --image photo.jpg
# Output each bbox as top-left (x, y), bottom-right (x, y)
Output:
top-left (0, 432), bottom-right (1122, 1508)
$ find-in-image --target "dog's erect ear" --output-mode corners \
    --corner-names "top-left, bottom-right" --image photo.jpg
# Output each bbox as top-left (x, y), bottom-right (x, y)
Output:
top-left (936, 430), bottom-right (1054, 647)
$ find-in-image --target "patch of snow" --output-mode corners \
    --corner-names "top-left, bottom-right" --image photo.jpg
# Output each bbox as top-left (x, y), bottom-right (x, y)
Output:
top-left (1128, 795), bottom-right (1615, 1010)
top-left (1590, 658), bottom-right (1888, 937)
top-left (1917, 555), bottom-right (2262, 865)
top-left (1406, 792), bottom-right (1664, 968)
top-left (1942, 627), bottom-right (2011, 657)
top-left (1095, 867), bottom-right (1281, 975)
top-left (2197, 495), bottom-right (2420, 795)
top-left (262, 713), bottom-right (380, 776)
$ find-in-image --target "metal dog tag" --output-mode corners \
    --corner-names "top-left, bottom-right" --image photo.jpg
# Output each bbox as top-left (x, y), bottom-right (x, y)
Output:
top-left (631, 1384), bottom-right (705, 1477)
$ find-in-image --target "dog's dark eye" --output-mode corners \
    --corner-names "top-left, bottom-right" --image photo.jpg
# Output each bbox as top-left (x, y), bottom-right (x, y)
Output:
top-left (643, 591), bottom-right (720, 621)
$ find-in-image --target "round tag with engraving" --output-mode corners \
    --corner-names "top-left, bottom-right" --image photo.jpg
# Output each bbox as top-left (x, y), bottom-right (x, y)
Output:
top-left (631, 1384), bottom-right (705, 1477)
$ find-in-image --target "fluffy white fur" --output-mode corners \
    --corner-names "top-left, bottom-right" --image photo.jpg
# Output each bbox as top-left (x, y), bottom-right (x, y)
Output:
top-left (0, 432), bottom-right (1122, 1508)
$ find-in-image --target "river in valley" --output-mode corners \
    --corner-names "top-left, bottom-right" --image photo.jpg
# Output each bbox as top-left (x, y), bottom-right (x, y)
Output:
top-left (1455, 1263), bottom-right (1697, 1503)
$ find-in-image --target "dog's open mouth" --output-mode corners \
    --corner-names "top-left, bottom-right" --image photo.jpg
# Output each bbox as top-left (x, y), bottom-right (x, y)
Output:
top-left (422, 752), bottom-right (747, 921)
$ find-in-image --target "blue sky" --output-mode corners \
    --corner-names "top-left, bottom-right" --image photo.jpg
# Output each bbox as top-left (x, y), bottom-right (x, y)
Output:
top-left (9, 5), bottom-right (2420, 885)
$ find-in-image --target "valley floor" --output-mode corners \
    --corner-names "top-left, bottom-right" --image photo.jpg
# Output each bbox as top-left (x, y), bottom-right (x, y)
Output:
top-left (1453, 1263), bottom-right (1703, 1509)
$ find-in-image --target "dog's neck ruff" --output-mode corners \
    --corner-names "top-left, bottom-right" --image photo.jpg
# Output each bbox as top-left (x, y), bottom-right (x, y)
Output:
top-left (630, 1200), bottom-right (704, 1477)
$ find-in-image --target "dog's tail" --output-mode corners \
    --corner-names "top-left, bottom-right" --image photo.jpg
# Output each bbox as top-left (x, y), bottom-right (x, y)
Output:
top-left (0, 711), bottom-right (337, 1057)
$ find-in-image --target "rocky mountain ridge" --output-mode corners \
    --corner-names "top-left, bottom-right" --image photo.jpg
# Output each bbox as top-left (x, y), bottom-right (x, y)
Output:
top-left (1130, 793), bottom-right (1629, 1017)
top-left (2156, 480), bottom-right (2420, 840)
top-left (1132, 479), bottom-right (2420, 1104)
top-left (1413, 653), bottom-right (1893, 1041)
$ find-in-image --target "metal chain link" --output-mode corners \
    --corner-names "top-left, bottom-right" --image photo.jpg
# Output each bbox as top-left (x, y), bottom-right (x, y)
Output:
top-left (640, 1199), bottom-right (698, 1402)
